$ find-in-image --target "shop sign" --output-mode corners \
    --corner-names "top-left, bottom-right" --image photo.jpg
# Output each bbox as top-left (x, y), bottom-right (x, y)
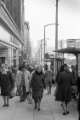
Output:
top-left (67, 39), bottom-right (76, 48)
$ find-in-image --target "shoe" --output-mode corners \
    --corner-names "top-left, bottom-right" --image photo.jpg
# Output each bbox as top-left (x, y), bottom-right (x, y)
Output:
top-left (6, 104), bottom-right (9, 107)
top-left (20, 99), bottom-right (24, 102)
top-left (3, 104), bottom-right (6, 107)
top-left (66, 111), bottom-right (70, 115)
top-left (38, 108), bottom-right (40, 111)
top-left (3, 104), bottom-right (9, 107)
top-left (9, 96), bottom-right (13, 99)
top-left (62, 112), bottom-right (67, 115)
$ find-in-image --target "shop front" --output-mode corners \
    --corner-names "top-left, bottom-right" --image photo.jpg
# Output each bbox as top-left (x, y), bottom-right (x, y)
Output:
top-left (0, 25), bottom-right (22, 67)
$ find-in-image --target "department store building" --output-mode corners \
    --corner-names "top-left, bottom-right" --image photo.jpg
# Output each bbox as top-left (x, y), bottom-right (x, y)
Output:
top-left (0, 0), bottom-right (24, 66)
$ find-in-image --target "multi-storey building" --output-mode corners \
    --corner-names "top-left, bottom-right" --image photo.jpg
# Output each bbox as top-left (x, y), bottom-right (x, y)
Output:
top-left (24, 22), bottom-right (32, 64)
top-left (0, 0), bottom-right (24, 66)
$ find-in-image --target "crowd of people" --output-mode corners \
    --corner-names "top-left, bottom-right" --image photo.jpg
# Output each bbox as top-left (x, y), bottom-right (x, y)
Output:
top-left (0, 62), bottom-right (79, 119)
top-left (0, 63), bottom-right (53, 110)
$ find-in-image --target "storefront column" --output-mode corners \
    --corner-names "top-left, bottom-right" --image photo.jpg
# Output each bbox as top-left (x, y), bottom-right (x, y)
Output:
top-left (16, 48), bottom-right (19, 67)
top-left (8, 46), bottom-right (13, 66)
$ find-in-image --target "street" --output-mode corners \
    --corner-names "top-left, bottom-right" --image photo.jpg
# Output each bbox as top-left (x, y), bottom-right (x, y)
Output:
top-left (0, 87), bottom-right (78, 120)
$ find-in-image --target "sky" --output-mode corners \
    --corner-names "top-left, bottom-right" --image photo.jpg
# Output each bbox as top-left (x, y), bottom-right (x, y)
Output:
top-left (24, 0), bottom-right (80, 55)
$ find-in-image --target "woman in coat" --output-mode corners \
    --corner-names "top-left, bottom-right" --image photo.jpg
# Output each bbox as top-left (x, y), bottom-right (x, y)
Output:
top-left (31, 65), bottom-right (45, 111)
top-left (55, 64), bottom-right (73, 115)
top-left (0, 64), bottom-right (11, 107)
top-left (44, 66), bottom-right (53, 95)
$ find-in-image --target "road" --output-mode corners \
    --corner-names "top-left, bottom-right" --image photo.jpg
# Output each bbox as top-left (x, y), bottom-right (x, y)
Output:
top-left (0, 87), bottom-right (78, 120)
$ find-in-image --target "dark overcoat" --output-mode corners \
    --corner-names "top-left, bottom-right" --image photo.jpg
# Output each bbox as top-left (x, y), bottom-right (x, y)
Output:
top-left (77, 77), bottom-right (80, 112)
top-left (55, 70), bottom-right (73, 103)
top-left (31, 71), bottom-right (45, 101)
top-left (0, 72), bottom-right (12, 96)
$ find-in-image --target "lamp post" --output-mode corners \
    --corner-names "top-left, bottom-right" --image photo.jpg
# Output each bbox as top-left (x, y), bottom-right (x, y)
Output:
top-left (55, 0), bottom-right (59, 51)
top-left (43, 0), bottom-right (59, 69)
top-left (40, 39), bottom-right (44, 64)
top-left (44, 23), bottom-right (55, 64)
top-left (54, 0), bottom-right (59, 76)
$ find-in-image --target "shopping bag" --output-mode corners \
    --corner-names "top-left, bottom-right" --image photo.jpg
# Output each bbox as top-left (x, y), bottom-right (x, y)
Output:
top-left (11, 86), bottom-right (17, 97)
top-left (26, 88), bottom-right (33, 104)
top-left (27, 93), bottom-right (33, 104)
top-left (16, 86), bottom-right (22, 96)
top-left (54, 84), bottom-right (58, 97)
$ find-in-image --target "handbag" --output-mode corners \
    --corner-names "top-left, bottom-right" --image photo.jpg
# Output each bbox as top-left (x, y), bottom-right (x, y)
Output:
top-left (54, 84), bottom-right (58, 97)
top-left (11, 86), bottom-right (17, 97)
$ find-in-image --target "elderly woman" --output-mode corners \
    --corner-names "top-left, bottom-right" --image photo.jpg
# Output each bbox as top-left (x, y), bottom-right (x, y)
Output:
top-left (30, 65), bottom-right (45, 111)
top-left (0, 64), bottom-right (11, 107)
top-left (55, 64), bottom-right (73, 115)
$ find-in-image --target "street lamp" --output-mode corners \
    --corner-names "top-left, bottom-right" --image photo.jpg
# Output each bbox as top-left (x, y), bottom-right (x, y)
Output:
top-left (44, 23), bottom-right (55, 64)
top-left (54, 0), bottom-right (59, 76)
top-left (43, 0), bottom-right (59, 74)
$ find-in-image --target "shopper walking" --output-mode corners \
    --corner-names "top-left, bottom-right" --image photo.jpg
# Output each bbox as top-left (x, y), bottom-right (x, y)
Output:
top-left (7, 67), bottom-right (15, 98)
top-left (55, 64), bottom-right (73, 115)
top-left (30, 65), bottom-right (45, 111)
top-left (16, 66), bottom-right (23, 97)
top-left (44, 66), bottom-right (53, 95)
top-left (20, 65), bottom-right (31, 102)
top-left (0, 64), bottom-right (11, 107)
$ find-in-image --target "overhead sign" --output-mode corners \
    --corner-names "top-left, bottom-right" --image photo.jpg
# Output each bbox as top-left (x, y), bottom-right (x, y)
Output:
top-left (67, 39), bottom-right (76, 48)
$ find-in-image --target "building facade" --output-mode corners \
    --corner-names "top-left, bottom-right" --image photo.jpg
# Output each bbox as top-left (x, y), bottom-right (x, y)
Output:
top-left (24, 22), bottom-right (32, 64)
top-left (0, 0), bottom-right (24, 66)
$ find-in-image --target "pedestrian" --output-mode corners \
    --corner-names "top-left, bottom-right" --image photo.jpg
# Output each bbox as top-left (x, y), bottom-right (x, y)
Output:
top-left (24, 64), bottom-right (31, 103)
top-left (55, 64), bottom-right (73, 115)
top-left (16, 66), bottom-right (23, 97)
top-left (20, 64), bottom-right (31, 102)
top-left (44, 66), bottom-right (53, 95)
top-left (0, 64), bottom-right (11, 107)
top-left (11, 66), bottom-right (17, 97)
top-left (7, 67), bottom-right (15, 98)
top-left (30, 65), bottom-right (45, 111)
top-left (77, 76), bottom-right (80, 120)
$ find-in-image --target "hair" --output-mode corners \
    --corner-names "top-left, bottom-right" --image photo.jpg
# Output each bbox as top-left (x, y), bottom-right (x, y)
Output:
top-left (59, 64), bottom-right (67, 72)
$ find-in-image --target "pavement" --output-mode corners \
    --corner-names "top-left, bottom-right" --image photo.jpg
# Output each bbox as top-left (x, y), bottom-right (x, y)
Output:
top-left (0, 87), bottom-right (78, 120)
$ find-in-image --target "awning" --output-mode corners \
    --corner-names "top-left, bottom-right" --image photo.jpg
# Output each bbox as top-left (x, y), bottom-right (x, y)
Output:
top-left (54, 47), bottom-right (80, 55)
top-left (0, 39), bottom-right (19, 49)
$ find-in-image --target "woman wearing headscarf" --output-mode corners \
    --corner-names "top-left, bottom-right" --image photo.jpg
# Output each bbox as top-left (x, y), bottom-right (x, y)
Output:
top-left (55, 64), bottom-right (73, 115)
top-left (30, 65), bottom-right (45, 111)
